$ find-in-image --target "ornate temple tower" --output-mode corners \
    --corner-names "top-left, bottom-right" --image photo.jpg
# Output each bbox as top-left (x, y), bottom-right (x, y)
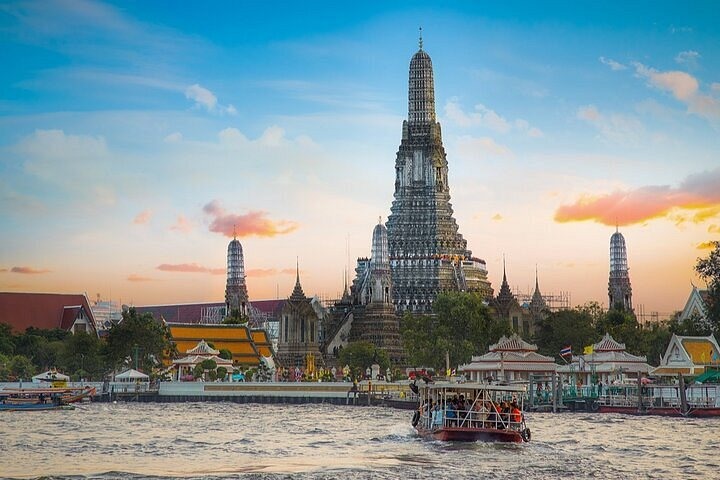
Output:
top-left (386, 35), bottom-right (492, 313)
top-left (276, 263), bottom-right (322, 368)
top-left (225, 231), bottom-right (249, 318)
top-left (349, 220), bottom-right (405, 365)
top-left (608, 228), bottom-right (633, 311)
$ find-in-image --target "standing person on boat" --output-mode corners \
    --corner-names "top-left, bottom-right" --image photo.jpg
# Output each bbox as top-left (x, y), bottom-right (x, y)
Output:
top-left (510, 401), bottom-right (522, 425)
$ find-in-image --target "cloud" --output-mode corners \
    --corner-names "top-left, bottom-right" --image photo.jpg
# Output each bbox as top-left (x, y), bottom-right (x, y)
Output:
top-left (127, 274), bottom-right (154, 282)
top-left (444, 100), bottom-right (542, 137)
top-left (157, 263), bottom-right (225, 275)
top-left (675, 50), bottom-right (700, 66)
top-left (709, 225), bottom-right (720, 233)
top-left (185, 84), bottom-right (236, 115)
top-left (203, 200), bottom-right (299, 238)
top-left (491, 214), bottom-right (503, 221)
top-left (554, 167), bottom-right (720, 226)
top-left (697, 241), bottom-right (717, 250)
top-left (713, 83), bottom-right (720, 92)
top-left (169, 215), bottom-right (192, 233)
top-left (633, 62), bottom-right (719, 121)
top-left (576, 105), bottom-right (644, 144)
top-left (456, 135), bottom-right (512, 160)
top-left (599, 56), bottom-right (626, 71)
top-left (246, 268), bottom-right (297, 278)
top-left (11, 266), bottom-right (51, 274)
top-left (164, 132), bottom-right (182, 143)
top-left (133, 209), bottom-right (152, 225)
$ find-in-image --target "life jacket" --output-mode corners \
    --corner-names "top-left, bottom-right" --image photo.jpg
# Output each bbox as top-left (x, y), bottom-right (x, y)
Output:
top-left (511, 407), bottom-right (522, 423)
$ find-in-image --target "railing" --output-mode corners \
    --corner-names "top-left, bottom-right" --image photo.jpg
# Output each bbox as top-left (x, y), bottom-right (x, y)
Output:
top-left (418, 407), bottom-right (524, 431)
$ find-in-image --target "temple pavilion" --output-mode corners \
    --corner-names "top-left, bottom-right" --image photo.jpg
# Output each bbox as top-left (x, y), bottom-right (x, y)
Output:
top-left (172, 339), bottom-right (233, 381)
top-left (557, 333), bottom-right (652, 385)
top-left (458, 334), bottom-right (557, 382)
top-left (651, 334), bottom-right (720, 378)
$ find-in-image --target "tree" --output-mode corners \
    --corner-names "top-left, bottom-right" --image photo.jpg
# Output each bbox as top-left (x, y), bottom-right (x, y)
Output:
top-left (0, 323), bottom-right (14, 355)
top-left (218, 349), bottom-right (233, 360)
top-left (534, 308), bottom-right (598, 360)
top-left (696, 241), bottom-right (720, 332)
top-left (104, 308), bottom-right (174, 372)
top-left (216, 366), bottom-right (228, 381)
top-left (401, 292), bottom-right (511, 370)
top-left (595, 308), bottom-right (643, 354)
top-left (59, 331), bottom-right (106, 380)
top-left (8, 355), bottom-right (35, 380)
top-left (339, 341), bottom-right (390, 374)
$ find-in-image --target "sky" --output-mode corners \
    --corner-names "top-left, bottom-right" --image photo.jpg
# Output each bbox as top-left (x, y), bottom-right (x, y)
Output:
top-left (1, 1), bottom-right (719, 316)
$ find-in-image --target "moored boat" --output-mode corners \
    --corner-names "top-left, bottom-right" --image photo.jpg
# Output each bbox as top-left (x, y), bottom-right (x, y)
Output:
top-left (597, 380), bottom-right (720, 417)
top-left (0, 402), bottom-right (75, 412)
top-left (0, 385), bottom-right (96, 406)
top-left (412, 381), bottom-right (531, 443)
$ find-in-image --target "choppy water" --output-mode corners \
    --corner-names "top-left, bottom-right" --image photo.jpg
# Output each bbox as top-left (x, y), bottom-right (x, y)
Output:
top-left (0, 402), bottom-right (718, 479)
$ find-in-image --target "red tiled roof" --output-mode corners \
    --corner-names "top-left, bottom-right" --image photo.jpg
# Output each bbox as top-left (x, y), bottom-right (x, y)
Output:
top-left (135, 302), bottom-right (225, 324)
top-left (0, 292), bottom-right (97, 333)
top-left (251, 299), bottom-right (284, 315)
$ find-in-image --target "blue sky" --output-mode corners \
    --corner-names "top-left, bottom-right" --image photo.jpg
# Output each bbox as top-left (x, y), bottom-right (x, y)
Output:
top-left (1, 0), bottom-right (719, 314)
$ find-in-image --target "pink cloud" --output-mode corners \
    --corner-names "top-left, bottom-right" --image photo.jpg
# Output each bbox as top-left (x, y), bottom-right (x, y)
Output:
top-left (170, 214), bottom-right (192, 233)
top-left (247, 268), bottom-right (298, 278)
top-left (555, 168), bottom-right (720, 226)
top-left (133, 209), bottom-right (152, 225)
top-left (127, 274), bottom-right (154, 282)
top-left (157, 263), bottom-right (225, 275)
top-left (203, 200), bottom-right (298, 238)
top-left (11, 266), bottom-right (51, 274)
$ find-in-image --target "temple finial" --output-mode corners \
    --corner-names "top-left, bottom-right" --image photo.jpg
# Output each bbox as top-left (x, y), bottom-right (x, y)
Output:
top-left (419, 26), bottom-right (423, 50)
top-left (233, 224), bottom-right (237, 240)
top-left (296, 257), bottom-right (299, 283)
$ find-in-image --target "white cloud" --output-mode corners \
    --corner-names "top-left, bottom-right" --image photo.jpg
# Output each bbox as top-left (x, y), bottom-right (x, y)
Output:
top-left (713, 83), bottom-right (720, 92)
top-left (444, 100), bottom-right (542, 137)
top-left (163, 132), bottom-right (183, 143)
top-left (576, 105), bottom-right (645, 144)
top-left (184, 83), bottom-right (237, 115)
top-left (599, 56), bottom-right (626, 71)
top-left (456, 135), bottom-right (512, 160)
top-left (675, 50), bottom-right (700, 66)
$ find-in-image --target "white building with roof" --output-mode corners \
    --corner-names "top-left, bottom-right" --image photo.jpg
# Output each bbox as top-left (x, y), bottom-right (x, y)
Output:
top-left (651, 334), bottom-right (720, 377)
top-left (557, 333), bottom-right (652, 385)
top-left (458, 334), bottom-right (558, 382)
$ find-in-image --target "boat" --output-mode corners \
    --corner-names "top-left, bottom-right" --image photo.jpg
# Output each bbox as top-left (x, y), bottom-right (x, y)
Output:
top-left (411, 381), bottom-right (531, 443)
top-left (0, 385), bottom-right (96, 406)
top-left (0, 402), bottom-right (75, 412)
top-left (597, 378), bottom-right (720, 417)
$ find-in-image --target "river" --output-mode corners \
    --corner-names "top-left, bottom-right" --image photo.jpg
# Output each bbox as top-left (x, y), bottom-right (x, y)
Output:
top-left (0, 402), bottom-right (717, 479)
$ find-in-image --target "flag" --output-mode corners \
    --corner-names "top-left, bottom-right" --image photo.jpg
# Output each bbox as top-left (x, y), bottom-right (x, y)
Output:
top-left (560, 346), bottom-right (572, 357)
top-left (583, 345), bottom-right (594, 355)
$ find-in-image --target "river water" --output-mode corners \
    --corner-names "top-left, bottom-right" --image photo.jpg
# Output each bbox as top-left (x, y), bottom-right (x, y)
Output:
top-left (0, 402), bottom-right (717, 479)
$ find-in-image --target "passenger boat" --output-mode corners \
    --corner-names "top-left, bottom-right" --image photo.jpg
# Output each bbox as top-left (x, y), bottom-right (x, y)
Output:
top-left (597, 380), bottom-right (720, 417)
top-left (411, 381), bottom-right (531, 443)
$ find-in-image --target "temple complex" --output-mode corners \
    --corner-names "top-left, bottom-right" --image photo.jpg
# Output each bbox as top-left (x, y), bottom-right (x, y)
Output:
top-left (347, 220), bottom-right (405, 365)
top-left (385, 34), bottom-right (492, 313)
top-left (458, 334), bottom-right (557, 382)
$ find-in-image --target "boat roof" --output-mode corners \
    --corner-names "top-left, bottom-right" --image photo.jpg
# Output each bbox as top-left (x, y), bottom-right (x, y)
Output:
top-left (418, 381), bottom-right (527, 393)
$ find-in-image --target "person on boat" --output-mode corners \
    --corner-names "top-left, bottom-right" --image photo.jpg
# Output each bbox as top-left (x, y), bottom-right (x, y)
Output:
top-left (510, 401), bottom-right (522, 425)
top-left (38, 393), bottom-right (45, 404)
top-left (431, 402), bottom-right (442, 428)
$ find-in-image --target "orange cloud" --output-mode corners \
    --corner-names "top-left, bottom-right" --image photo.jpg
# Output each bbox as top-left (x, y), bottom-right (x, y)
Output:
top-left (555, 168), bottom-right (720, 226)
top-left (247, 268), bottom-right (298, 278)
top-left (133, 209), bottom-right (152, 225)
top-left (203, 200), bottom-right (298, 238)
top-left (157, 263), bottom-right (225, 275)
top-left (491, 213), bottom-right (503, 221)
top-left (697, 241), bottom-right (717, 250)
top-left (127, 274), bottom-right (154, 282)
top-left (11, 266), bottom-right (51, 274)
top-left (709, 224), bottom-right (720, 233)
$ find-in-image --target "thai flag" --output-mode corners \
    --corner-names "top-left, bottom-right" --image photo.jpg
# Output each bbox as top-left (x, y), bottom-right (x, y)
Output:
top-left (560, 346), bottom-right (572, 357)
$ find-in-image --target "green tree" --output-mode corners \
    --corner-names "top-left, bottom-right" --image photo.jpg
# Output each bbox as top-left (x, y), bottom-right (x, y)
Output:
top-left (640, 322), bottom-right (672, 366)
top-left (596, 308), bottom-right (644, 353)
top-left (0, 323), bottom-right (15, 355)
top-left (534, 308), bottom-right (598, 360)
top-left (216, 366), bottom-right (228, 381)
top-left (59, 331), bottom-right (106, 380)
top-left (401, 292), bottom-right (510, 370)
top-left (200, 358), bottom-right (217, 371)
top-left (668, 311), bottom-right (712, 336)
top-left (104, 307), bottom-right (174, 372)
top-left (696, 241), bottom-right (720, 332)
top-left (8, 354), bottom-right (35, 380)
top-left (218, 348), bottom-right (233, 360)
top-left (339, 341), bottom-right (390, 374)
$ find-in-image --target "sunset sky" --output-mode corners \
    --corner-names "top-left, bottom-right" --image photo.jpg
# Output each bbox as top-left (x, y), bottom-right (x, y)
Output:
top-left (1, 1), bottom-right (719, 316)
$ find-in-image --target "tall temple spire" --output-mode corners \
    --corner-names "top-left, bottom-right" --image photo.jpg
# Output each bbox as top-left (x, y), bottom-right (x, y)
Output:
top-left (609, 229), bottom-right (633, 311)
top-left (225, 235), bottom-right (249, 317)
top-left (385, 38), bottom-right (492, 313)
top-left (290, 258), bottom-right (306, 300)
